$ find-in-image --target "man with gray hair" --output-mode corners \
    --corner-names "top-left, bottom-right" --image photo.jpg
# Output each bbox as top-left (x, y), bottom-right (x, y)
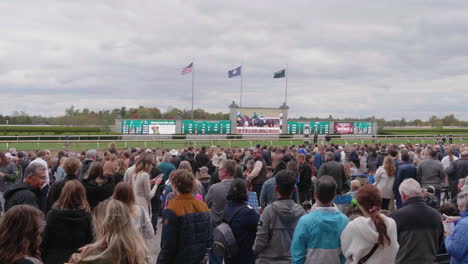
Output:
top-left (3, 163), bottom-right (47, 212)
top-left (390, 178), bottom-right (444, 264)
top-left (78, 149), bottom-right (97, 180)
top-left (317, 152), bottom-right (347, 194)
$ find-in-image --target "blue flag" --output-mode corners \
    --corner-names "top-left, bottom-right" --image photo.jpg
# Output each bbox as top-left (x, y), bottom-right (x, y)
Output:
top-left (228, 66), bottom-right (241, 78)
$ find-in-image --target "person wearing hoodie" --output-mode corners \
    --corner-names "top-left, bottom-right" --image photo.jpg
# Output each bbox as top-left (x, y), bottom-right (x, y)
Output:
top-left (254, 170), bottom-right (305, 264)
top-left (4, 163), bottom-right (47, 212)
top-left (291, 176), bottom-right (349, 264)
top-left (46, 157), bottom-right (81, 212)
top-left (81, 161), bottom-right (115, 209)
top-left (341, 184), bottom-right (399, 264)
top-left (41, 180), bottom-right (93, 264)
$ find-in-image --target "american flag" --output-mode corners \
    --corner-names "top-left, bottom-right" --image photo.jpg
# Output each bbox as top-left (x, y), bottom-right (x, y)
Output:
top-left (181, 62), bottom-right (193, 75)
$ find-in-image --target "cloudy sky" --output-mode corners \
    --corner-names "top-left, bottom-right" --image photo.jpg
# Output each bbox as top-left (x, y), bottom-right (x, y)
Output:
top-left (1, 0), bottom-right (468, 120)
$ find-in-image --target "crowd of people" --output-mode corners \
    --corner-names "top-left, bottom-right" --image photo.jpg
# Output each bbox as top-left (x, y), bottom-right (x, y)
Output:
top-left (0, 140), bottom-right (467, 264)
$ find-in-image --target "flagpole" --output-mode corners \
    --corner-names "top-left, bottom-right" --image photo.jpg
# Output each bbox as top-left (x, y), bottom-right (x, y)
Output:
top-left (285, 64), bottom-right (288, 105)
top-left (240, 62), bottom-right (243, 107)
top-left (191, 59), bottom-right (195, 120)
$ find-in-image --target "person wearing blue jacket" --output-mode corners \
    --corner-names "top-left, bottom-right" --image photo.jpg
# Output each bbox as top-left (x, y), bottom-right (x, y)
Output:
top-left (393, 153), bottom-right (417, 208)
top-left (445, 191), bottom-right (468, 264)
top-left (291, 176), bottom-right (349, 264)
top-left (314, 149), bottom-right (324, 170)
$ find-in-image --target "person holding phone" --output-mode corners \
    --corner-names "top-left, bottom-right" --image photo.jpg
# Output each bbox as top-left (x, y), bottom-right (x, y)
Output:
top-left (444, 191), bottom-right (468, 264)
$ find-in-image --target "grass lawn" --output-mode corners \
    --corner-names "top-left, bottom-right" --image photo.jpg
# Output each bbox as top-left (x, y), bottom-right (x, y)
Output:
top-left (1, 137), bottom-right (467, 151)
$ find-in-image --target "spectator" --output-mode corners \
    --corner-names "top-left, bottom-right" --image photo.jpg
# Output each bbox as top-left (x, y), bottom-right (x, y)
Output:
top-left (259, 155), bottom-right (298, 209)
top-left (445, 191), bottom-right (468, 264)
top-left (223, 179), bottom-right (259, 264)
top-left (271, 148), bottom-right (283, 169)
top-left (4, 163), bottom-right (47, 211)
top-left (297, 153), bottom-right (312, 204)
top-left (367, 146), bottom-right (378, 174)
top-left (0, 205), bottom-right (44, 264)
top-left (317, 152), bottom-right (347, 194)
top-left (42, 180), bottom-right (93, 264)
top-left (442, 148), bottom-right (459, 170)
top-left (246, 153), bottom-right (267, 199)
top-left (47, 157), bottom-right (81, 211)
top-left (445, 150), bottom-right (468, 199)
top-left (124, 153), bottom-right (162, 216)
top-left (103, 158), bottom-right (122, 183)
top-left (390, 179), bottom-right (444, 264)
top-left (178, 160), bottom-right (205, 198)
top-left (314, 147), bottom-right (324, 170)
top-left (349, 144), bottom-right (360, 168)
top-left (291, 176), bottom-right (349, 264)
top-left (374, 156), bottom-right (396, 210)
top-left (81, 161), bottom-right (115, 209)
top-left (195, 146), bottom-right (210, 172)
top-left (198, 166), bottom-right (211, 193)
top-left (345, 179), bottom-right (361, 198)
top-left (341, 184), bottom-right (399, 263)
top-left (157, 153), bottom-right (176, 189)
top-left (254, 170), bottom-right (305, 263)
top-left (393, 152), bottom-right (417, 209)
top-left (206, 159), bottom-right (236, 226)
top-left (69, 199), bottom-right (150, 264)
top-left (112, 182), bottom-right (154, 246)
top-left (0, 151), bottom-right (18, 213)
top-left (17, 151), bottom-right (30, 176)
top-left (417, 148), bottom-right (446, 201)
top-left (77, 149), bottom-right (96, 180)
top-left (157, 169), bottom-right (211, 263)
top-left (54, 157), bottom-right (67, 182)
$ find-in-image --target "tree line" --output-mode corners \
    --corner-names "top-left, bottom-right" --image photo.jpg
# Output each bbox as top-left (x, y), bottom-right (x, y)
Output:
top-left (0, 107), bottom-right (465, 127)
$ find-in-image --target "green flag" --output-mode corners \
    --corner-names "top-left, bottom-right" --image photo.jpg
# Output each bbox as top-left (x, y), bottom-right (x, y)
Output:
top-left (273, 69), bottom-right (286, 78)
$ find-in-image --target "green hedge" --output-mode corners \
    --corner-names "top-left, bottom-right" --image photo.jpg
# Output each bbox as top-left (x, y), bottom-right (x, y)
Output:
top-left (0, 126), bottom-right (101, 134)
top-left (382, 128), bottom-right (468, 135)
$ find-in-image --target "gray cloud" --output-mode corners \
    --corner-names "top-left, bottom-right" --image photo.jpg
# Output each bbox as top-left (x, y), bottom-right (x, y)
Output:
top-left (1, 0), bottom-right (468, 120)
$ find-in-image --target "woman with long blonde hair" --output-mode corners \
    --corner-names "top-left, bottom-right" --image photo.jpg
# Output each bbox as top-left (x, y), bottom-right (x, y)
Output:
top-left (42, 180), bottom-right (93, 264)
top-left (112, 182), bottom-right (154, 245)
top-left (124, 153), bottom-right (162, 215)
top-left (374, 156), bottom-right (396, 210)
top-left (69, 199), bottom-right (150, 264)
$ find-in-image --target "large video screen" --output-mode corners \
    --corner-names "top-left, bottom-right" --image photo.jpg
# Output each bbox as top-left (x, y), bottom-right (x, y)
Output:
top-left (236, 108), bottom-right (283, 134)
top-left (288, 121), bottom-right (330, 134)
top-left (334, 122), bottom-right (354, 134)
top-left (121, 120), bottom-right (176, 134)
top-left (353, 122), bottom-right (373, 134)
top-left (181, 120), bottom-right (231, 134)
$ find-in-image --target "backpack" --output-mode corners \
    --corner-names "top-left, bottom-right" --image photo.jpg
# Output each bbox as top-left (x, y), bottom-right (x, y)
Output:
top-left (212, 205), bottom-right (246, 258)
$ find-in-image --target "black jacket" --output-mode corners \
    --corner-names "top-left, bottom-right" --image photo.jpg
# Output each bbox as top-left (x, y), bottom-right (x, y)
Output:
top-left (317, 160), bottom-right (347, 194)
top-left (41, 208), bottom-right (93, 264)
top-left (4, 182), bottom-right (41, 211)
top-left (446, 158), bottom-right (468, 195)
top-left (298, 162), bottom-right (312, 192)
top-left (81, 177), bottom-right (115, 209)
top-left (46, 175), bottom-right (79, 212)
top-left (195, 152), bottom-right (210, 170)
top-left (390, 196), bottom-right (444, 264)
